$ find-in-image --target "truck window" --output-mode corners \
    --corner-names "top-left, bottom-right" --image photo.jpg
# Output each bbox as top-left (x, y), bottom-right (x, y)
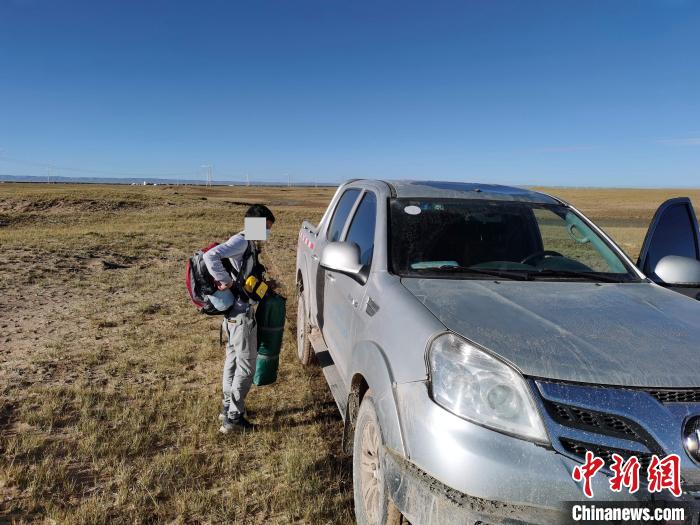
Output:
top-left (389, 198), bottom-right (639, 281)
top-left (532, 208), bottom-right (627, 273)
top-left (327, 189), bottom-right (360, 242)
top-left (345, 191), bottom-right (377, 267)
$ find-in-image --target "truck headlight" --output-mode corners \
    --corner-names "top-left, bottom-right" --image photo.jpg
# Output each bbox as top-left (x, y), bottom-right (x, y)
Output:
top-left (428, 333), bottom-right (549, 444)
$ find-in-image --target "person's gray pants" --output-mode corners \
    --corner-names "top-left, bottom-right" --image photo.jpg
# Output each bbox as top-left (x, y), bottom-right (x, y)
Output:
top-left (221, 308), bottom-right (257, 420)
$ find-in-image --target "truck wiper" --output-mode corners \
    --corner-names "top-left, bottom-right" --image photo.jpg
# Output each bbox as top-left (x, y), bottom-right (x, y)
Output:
top-left (422, 265), bottom-right (531, 281)
top-left (527, 269), bottom-right (626, 283)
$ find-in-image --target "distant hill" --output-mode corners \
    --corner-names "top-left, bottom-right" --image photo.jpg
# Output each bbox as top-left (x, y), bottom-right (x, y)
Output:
top-left (0, 174), bottom-right (336, 187)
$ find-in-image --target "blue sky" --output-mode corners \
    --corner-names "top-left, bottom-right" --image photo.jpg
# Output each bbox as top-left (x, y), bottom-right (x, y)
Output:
top-left (0, 0), bottom-right (699, 186)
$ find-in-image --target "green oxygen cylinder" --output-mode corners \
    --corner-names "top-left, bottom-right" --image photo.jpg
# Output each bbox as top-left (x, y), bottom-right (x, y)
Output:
top-left (253, 292), bottom-right (286, 386)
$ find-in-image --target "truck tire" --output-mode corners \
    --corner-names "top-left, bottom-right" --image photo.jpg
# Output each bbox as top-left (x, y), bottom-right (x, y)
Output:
top-left (353, 391), bottom-right (403, 525)
top-left (296, 288), bottom-right (314, 366)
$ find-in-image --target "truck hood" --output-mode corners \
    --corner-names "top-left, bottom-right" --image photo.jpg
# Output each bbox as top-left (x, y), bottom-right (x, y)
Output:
top-left (401, 279), bottom-right (700, 388)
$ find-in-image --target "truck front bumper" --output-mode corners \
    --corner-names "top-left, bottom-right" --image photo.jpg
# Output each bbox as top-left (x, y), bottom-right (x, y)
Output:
top-left (391, 381), bottom-right (692, 524)
top-left (383, 446), bottom-right (568, 525)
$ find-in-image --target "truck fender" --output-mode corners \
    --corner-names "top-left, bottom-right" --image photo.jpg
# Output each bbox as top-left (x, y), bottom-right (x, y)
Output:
top-left (343, 340), bottom-right (407, 457)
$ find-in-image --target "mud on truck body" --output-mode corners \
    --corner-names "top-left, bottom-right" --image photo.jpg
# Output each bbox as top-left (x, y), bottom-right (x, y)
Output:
top-left (295, 179), bottom-right (700, 525)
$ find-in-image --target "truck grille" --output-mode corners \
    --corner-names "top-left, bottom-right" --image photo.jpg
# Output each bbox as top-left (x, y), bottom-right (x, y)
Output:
top-left (560, 438), bottom-right (654, 473)
top-left (544, 400), bottom-right (642, 441)
top-left (647, 389), bottom-right (700, 404)
top-left (535, 380), bottom-right (693, 474)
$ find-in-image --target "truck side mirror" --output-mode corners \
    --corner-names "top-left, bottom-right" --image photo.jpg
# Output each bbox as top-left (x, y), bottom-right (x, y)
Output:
top-left (320, 242), bottom-right (368, 285)
top-left (653, 255), bottom-right (700, 287)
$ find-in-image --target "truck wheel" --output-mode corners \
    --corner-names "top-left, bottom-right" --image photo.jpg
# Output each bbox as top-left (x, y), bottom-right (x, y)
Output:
top-left (353, 391), bottom-right (402, 525)
top-left (296, 289), bottom-right (314, 365)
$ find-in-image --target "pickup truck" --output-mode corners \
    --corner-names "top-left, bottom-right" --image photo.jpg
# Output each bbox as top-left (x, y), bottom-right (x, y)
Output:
top-left (295, 179), bottom-right (700, 525)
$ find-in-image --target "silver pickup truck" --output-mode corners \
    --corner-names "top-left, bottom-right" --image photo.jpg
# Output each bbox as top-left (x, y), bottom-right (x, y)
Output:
top-left (295, 179), bottom-right (700, 525)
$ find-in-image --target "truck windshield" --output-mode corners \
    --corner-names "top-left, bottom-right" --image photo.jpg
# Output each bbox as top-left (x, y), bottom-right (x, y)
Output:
top-left (389, 198), bottom-right (640, 282)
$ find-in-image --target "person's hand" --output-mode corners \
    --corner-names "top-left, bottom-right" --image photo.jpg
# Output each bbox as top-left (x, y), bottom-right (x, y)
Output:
top-left (216, 280), bottom-right (233, 291)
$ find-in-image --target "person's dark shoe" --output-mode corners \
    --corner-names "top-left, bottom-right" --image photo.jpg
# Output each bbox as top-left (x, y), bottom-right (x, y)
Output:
top-left (219, 415), bottom-right (255, 434)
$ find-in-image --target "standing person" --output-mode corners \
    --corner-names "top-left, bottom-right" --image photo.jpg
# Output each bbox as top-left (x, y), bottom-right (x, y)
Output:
top-left (203, 204), bottom-right (275, 433)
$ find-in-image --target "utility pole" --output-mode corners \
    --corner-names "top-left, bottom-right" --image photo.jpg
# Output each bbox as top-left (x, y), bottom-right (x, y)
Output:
top-left (287, 173), bottom-right (291, 187)
top-left (246, 173), bottom-right (250, 187)
top-left (46, 166), bottom-right (51, 184)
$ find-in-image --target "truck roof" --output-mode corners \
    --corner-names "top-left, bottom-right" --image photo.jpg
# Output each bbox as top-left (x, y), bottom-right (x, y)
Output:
top-left (381, 180), bottom-right (560, 204)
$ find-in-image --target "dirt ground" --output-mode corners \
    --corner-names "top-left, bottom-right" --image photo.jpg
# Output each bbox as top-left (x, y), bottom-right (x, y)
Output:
top-left (1, 182), bottom-right (698, 524)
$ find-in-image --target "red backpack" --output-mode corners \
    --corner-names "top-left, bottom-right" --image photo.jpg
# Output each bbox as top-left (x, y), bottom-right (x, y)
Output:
top-left (186, 242), bottom-right (222, 315)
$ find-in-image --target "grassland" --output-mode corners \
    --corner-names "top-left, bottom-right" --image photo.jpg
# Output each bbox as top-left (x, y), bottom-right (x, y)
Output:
top-left (1, 183), bottom-right (699, 524)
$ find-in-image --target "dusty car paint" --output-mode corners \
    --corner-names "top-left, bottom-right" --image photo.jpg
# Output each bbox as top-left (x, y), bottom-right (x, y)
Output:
top-left (401, 278), bottom-right (700, 387)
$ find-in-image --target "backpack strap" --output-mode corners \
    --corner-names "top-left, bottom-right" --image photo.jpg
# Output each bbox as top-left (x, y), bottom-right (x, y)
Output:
top-left (228, 232), bottom-right (254, 280)
top-left (227, 233), bottom-right (260, 300)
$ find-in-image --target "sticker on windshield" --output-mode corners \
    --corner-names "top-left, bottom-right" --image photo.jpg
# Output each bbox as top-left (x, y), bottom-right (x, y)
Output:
top-left (404, 205), bottom-right (421, 215)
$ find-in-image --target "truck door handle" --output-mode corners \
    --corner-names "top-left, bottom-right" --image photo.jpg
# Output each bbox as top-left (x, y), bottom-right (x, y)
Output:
top-left (349, 296), bottom-right (359, 308)
top-left (312, 254), bottom-right (319, 261)
top-left (326, 273), bottom-right (335, 282)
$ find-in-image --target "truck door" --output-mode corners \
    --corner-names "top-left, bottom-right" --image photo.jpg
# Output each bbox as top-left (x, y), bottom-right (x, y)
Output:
top-left (637, 197), bottom-right (700, 299)
top-left (322, 190), bottom-right (376, 379)
top-left (316, 188), bottom-right (361, 331)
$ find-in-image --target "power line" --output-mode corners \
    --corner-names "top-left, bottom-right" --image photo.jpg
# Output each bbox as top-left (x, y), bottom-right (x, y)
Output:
top-left (0, 155), bottom-right (196, 178)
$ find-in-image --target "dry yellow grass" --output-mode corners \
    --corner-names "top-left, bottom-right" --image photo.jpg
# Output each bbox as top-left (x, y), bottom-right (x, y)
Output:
top-left (1, 183), bottom-right (348, 524)
top-left (0, 182), bottom-right (697, 524)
